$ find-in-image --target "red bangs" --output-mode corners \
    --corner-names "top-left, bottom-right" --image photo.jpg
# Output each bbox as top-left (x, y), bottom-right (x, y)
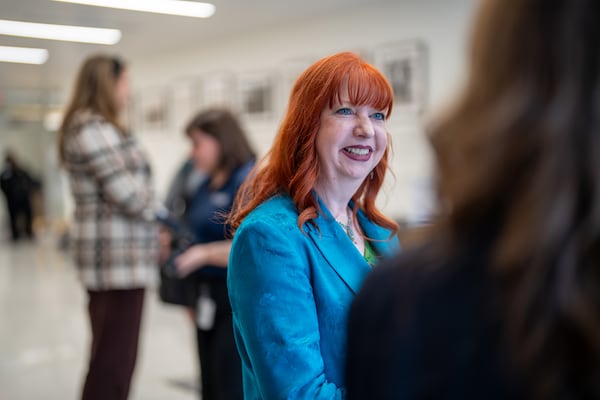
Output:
top-left (329, 63), bottom-right (394, 118)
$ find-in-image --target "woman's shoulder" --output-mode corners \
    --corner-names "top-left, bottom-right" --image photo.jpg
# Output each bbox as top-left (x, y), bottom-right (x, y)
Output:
top-left (360, 245), bottom-right (433, 297)
top-left (66, 110), bottom-right (107, 131)
top-left (231, 160), bottom-right (255, 185)
top-left (65, 111), bottom-right (119, 144)
top-left (355, 237), bottom-right (492, 324)
top-left (237, 194), bottom-right (299, 233)
top-left (230, 195), bottom-right (309, 268)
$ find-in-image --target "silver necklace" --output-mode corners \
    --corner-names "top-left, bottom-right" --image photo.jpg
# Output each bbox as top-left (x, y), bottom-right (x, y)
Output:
top-left (337, 207), bottom-right (356, 244)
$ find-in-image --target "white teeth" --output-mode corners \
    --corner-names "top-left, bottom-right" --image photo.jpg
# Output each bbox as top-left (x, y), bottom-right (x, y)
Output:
top-left (345, 147), bottom-right (370, 156)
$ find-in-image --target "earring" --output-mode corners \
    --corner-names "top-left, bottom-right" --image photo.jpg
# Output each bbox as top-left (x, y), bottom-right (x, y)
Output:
top-left (370, 170), bottom-right (374, 180)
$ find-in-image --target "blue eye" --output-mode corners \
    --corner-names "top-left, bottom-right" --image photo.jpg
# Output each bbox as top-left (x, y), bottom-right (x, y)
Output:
top-left (336, 108), bottom-right (353, 115)
top-left (371, 112), bottom-right (386, 121)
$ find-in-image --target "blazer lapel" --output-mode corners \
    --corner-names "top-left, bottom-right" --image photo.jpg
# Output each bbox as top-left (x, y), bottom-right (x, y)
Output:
top-left (356, 210), bottom-right (400, 258)
top-left (305, 200), bottom-right (370, 294)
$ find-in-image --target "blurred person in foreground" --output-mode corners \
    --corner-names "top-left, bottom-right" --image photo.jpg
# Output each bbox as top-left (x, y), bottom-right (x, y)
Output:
top-left (0, 150), bottom-right (37, 241)
top-left (59, 54), bottom-right (157, 400)
top-left (346, 0), bottom-right (600, 399)
top-left (167, 108), bottom-right (255, 400)
top-left (227, 52), bottom-right (400, 399)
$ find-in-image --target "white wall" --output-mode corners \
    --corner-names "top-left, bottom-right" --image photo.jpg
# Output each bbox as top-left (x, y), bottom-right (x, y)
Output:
top-left (129, 0), bottom-right (477, 221)
top-left (3, 0), bottom-right (477, 226)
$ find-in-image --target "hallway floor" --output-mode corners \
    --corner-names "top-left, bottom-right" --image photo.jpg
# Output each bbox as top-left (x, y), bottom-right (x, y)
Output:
top-left (0, 233), bottom-right (198, 399)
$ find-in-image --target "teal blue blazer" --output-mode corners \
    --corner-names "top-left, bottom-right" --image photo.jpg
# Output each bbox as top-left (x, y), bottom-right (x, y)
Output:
top-left (227, 194), bottom-right (400, 399)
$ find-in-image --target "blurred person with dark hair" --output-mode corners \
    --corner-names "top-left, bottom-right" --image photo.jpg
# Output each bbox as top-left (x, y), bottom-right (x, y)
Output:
top-left (59, 54), bottom-right (157, 400)
top-left (167, 108), bottom-right (255, 400)
top-left (0, 150), bottom-right (36, 241)
top-left (346, 0), bottom-right (600, 399)
top-left (227, 52), bottom-right (399, 399)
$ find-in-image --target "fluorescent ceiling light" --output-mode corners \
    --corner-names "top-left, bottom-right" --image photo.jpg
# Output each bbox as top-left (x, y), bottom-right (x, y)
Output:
top-left (53, 0), bottom-right (216, 18)
top-left (0, 45), bottom-right (48, 64)
top-left (0, 19), bottom-right (121, 45)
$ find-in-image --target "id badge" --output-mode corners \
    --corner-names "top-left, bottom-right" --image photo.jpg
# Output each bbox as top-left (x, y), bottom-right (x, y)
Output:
top-left (196, 286), bottom-right (216, 331)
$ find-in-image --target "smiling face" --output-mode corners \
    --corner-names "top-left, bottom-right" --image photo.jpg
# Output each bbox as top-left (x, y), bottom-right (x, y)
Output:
top-left (315, 87), bottom-right (388, 188)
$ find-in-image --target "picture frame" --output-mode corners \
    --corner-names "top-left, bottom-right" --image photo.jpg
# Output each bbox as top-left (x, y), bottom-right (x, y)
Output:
top-left (135, 86), bottom-right (169, 133)
top-left (238, 71), bottom-right (278, 120)
top-left (374, 40), bottom-right (428, 114)
top-left (198, 71), bottom-right (237, 111)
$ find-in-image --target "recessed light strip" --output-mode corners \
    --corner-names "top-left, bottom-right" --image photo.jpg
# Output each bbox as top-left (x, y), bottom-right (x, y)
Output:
top-left (0, 45), bottom-right (49, 64)
top-left (52, 0), bottom-right (216, 18)
top-left (0, 19), bottom-right (121, 45)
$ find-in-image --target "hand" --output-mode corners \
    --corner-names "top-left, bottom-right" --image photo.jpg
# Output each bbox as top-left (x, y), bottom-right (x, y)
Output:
top-left (158, 227), bottom-right (172, 265)
top-left (175, 244), bottom-right (208, 277)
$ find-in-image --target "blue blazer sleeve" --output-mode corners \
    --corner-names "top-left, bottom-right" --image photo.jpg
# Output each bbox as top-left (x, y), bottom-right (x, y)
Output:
top-left (228, 215), bottom-right (345, 400)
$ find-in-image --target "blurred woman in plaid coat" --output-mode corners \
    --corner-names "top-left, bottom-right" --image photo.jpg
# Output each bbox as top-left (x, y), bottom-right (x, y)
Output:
top-left (59, 54), bottom-right (158, 400)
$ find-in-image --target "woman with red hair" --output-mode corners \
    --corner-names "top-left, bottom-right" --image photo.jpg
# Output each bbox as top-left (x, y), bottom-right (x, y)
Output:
top-left (227, 52), bottom-right (400, 399)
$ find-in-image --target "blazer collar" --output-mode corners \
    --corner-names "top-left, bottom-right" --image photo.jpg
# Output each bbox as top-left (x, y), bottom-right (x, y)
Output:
top-left (355, 209), bottom-right (398, 257)
top-left (305, 196), bottom-right (394, 294)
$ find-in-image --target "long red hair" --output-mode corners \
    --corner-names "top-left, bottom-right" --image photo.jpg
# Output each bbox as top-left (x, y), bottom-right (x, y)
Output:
top-left (229, 52), bottom-right (398, 236)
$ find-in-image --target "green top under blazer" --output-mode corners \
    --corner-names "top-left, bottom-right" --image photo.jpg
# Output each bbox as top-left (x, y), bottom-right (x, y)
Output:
top-left (227, 193), bottom-right (400, 399)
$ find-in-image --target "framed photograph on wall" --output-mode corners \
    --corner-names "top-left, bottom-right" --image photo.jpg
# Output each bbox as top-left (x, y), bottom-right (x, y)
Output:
top-left (198, 71), bottom-right (237, 112)
top-left (135, 86), bottom-right (169, 133)
top-left (375, 40), bottom-right (428, 114)
top-left (238, 71), bottom-right (278, 120)
top-left (170, 78), bottom-right (201, 132)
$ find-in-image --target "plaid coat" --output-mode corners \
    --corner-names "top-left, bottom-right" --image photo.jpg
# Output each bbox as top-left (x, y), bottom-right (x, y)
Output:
top-left (62, 111), bottom-right (158, 290)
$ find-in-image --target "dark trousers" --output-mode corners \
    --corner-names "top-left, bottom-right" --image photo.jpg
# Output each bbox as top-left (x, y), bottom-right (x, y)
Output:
top-left (81, 288), bottom-right (145, 400)
top-left (6, 199), bottom-right (32, 240)
top-left (195, 280), bottom-right (243, 400)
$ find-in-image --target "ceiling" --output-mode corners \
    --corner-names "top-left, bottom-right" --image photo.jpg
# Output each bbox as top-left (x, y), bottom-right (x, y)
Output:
top-left (0, 0), bottom-right (391, 113)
